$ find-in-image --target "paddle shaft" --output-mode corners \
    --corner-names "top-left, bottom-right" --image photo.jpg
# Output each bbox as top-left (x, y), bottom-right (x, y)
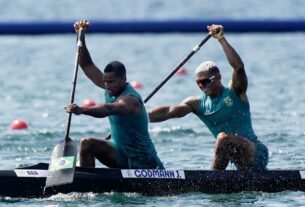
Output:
top-left (105, 33), bottom-right (211, 140)
top-left (64, 29), bottom-right (83, 141)
top-left (143, 34), bottom-right (211, 103)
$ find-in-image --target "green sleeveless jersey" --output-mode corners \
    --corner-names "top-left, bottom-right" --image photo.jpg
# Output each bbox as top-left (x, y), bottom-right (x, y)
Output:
top-left (196, 86), bottom-right (257, 142)
top-left (105, 83), bottom-right (159, 159)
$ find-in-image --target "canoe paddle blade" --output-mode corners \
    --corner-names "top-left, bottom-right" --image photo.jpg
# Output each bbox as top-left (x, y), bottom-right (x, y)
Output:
top-left (45, 137), bottom-right (77, 187)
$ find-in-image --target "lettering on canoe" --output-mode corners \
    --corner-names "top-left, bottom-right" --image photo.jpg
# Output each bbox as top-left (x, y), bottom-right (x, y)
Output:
top-left (121, 169), bottom-right (185, 179)
top-left (14, 169), bottom-right (48, 177)
top-left (300, 171), bottom-right (305, 179)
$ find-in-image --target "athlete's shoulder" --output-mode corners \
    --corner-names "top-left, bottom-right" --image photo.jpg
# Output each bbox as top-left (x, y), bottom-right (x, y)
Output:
top-left (182, 96), bottom-right (200, 104)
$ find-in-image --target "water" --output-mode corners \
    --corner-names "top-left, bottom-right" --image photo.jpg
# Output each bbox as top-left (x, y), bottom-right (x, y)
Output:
top-left (1, 0), bottom-right (305, 206)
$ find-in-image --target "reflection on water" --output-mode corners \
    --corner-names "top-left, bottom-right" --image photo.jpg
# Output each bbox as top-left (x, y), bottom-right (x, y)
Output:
top-left (0, 1), bottom-right (305, 205)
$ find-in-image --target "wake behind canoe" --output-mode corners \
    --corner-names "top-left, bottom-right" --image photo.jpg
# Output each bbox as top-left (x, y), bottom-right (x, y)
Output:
top-left (0, 163), bottom-right (305, 198)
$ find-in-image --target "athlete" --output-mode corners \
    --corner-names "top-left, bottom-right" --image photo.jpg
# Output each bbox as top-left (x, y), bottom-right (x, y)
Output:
top-left (149, 24), bottom-right (268, 170)
top-left (65, 20), bottom-right (163, 169)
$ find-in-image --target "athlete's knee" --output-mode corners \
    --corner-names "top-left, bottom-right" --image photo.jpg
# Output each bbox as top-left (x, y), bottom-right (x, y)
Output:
top-left (216, 132), bottom-right (230, 144)
top-left (80, 137), bottom-right (94, 150)
top-left (215, 132), bottom-right (232, 151)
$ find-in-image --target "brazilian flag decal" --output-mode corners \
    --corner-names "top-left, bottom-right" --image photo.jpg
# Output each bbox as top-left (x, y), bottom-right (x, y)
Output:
top-left (50, 156), bottom-right (74, 171)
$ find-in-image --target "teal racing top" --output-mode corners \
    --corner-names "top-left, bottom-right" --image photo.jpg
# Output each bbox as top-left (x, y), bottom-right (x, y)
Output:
top-left (196, 86), bottom-right (257, 142)
top-left (105, 83), bottom-right (160, 161)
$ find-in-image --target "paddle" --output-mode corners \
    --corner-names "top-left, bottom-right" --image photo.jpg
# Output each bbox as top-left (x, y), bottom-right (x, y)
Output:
top-left (45, 28), bottom-right (84, 188)
top-left (143, 33), bottom-right (212, 103)
top-left (105, 33), bottom-right (212, 140)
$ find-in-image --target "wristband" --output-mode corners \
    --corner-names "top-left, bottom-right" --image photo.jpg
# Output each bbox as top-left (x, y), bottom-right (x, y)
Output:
top-left (216, 35), bottom-right (224, 40)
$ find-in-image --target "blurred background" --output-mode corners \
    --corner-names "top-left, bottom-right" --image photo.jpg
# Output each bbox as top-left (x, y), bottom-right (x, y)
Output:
top-left (0, 0), bottom-right (305, 206)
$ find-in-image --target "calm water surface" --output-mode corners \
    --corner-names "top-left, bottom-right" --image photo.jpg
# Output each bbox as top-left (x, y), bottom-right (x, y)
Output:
top-left (0, 0), bottom-right (305, 206)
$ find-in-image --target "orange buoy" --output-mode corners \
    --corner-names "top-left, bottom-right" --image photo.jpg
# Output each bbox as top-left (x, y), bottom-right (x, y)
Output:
top-left (10, 119), bottom-right (28, 130)
top-left (82, 98), bottom-right (96, 107)
top-left (177, 67), bottom-right (187, 75)
top-left (131, 81), bottom-right (143, 89)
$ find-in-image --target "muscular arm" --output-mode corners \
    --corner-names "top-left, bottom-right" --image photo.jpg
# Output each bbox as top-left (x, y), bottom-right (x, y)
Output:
top-left (78, 35), bottom-right (105, 89)
top-left (219, 38), bottom-right (248, 99)
top-left (66, 95), bottom-right (141, 118)
top-left (208, 24), bottom-right (248, 100)
top-left (149, 96), bottom-right (199, 122)
top-left (75, 20), bottom-right (105, 89)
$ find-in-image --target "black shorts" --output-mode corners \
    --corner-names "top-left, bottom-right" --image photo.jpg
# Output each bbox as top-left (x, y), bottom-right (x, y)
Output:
top-left (251, 140), bottom-right (269, 170)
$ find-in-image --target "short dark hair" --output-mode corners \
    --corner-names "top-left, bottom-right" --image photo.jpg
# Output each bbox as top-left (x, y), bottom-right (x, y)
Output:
top-left (104, 61), bottom-right (126, 78)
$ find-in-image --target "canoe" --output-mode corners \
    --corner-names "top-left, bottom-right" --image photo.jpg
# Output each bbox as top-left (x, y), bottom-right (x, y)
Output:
top-left (1, 163), bottom-right (305, 198)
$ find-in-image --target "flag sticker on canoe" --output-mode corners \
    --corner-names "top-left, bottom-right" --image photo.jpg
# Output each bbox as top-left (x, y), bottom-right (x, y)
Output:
top-left (49, 156), bottom-right (74, 171)
top-left (121, 169), bottom-right (185, 179)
